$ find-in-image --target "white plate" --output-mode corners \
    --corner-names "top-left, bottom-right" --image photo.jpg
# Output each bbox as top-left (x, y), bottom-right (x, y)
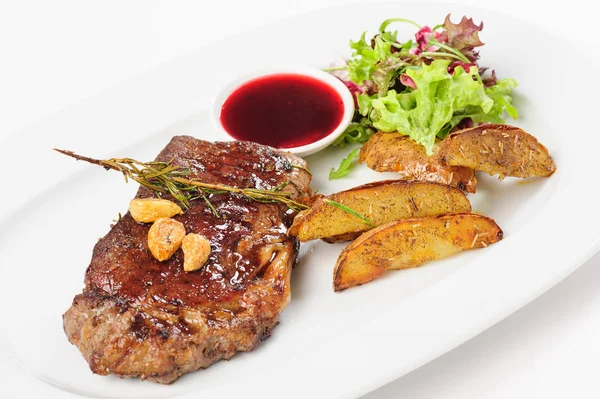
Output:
top-left (1, 2), bottom-right (599, 398)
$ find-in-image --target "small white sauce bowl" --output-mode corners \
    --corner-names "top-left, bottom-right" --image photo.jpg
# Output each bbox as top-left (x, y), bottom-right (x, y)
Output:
top-left (211, 67), bottom-right (355, 158)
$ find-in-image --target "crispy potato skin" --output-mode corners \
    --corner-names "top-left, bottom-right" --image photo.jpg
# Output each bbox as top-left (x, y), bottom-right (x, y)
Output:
top-left (359, 132), bottom-right (477, 193)
top-left (437, 124), bottom-right (556, 179)
top-left (333, 213), bottom-right (503, 291)
top-left (321, 232), bottom-right (365, 244)
top-left (287, 179), bottom-right (471, 243)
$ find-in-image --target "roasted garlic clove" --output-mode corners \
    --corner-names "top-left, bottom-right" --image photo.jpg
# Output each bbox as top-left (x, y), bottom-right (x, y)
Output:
top-left (182, 233), bottom-right (211, 272)
top-left (148, 217), bottom-right (186, 261)
top-left (130, 198), bottom-right (183, 223)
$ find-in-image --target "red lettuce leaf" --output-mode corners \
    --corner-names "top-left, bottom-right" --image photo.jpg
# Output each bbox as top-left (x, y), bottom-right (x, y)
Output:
top-left (443, 14), bottom-right (484, 51)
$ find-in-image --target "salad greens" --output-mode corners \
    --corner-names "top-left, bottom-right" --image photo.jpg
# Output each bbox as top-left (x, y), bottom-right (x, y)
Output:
top-left (328, 14), bottom-right (518, 179)
top-left (328, 147), bottom-right (361, 179)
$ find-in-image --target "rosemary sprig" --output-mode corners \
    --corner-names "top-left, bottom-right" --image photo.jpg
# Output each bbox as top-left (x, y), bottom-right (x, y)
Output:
top-left (322, 199), bottom-right (375, 228)
top-left (54, 149), bottom-right (309, 212)
top-left (198, 192), bottom-right (220, 218)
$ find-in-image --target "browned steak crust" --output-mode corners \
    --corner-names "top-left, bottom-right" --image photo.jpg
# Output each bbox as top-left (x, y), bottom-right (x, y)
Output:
top-left (63, 136), bottom-right (312, 383)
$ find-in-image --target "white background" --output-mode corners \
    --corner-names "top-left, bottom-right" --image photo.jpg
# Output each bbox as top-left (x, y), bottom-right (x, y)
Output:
top-left (1, 0), bottom-right (598, 398)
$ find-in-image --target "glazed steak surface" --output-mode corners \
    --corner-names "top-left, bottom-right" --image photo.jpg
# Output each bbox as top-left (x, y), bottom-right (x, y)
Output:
top-left (63, 136), bottom-right (312, 383)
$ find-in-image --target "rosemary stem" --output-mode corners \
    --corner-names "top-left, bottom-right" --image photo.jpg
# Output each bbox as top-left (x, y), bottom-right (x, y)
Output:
top-left (54, 148), bottom-right (310, 211)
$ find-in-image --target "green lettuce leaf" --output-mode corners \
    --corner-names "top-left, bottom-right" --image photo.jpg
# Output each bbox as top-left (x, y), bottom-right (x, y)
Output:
top-left (447, 77), bottom-right (519, 129)
top-left (476, 77), bottom-right (519, 122)
top-left (329, 147), bottom-right (361, 179)
top-left (348, 32), bottom-right (381, 84)
top-left (331, 117), bottom-right (377, 148)
top-left (348, 29), bottom-right (405, 86)
top-left (357, 93), bottom-right (376, 116)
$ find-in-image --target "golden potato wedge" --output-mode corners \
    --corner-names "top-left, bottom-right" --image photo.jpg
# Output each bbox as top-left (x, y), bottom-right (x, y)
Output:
top-left (287, 179), bottom-right (471, 243)
top-left (436, 124), bottom-right (556, 179)
top-left (359, 132), bottom-right (477, 193)
top-left (333, 213), bottom-right (503, 291)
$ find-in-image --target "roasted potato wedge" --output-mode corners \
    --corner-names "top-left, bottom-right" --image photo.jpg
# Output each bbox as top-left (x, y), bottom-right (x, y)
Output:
top-left (359, 132), bottom-right (477, 193)
top-left (287, 179), bottom-right (471, 242)
top-left (437, 124), bottom-right (556, 179)
top-left (333, 213), bottom-right (503, 291)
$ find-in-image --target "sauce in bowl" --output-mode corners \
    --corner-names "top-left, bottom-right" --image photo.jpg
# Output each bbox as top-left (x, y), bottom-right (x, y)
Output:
top-left (214, 70), bottom-right (354, 157)
top-left (220, 74), bottom-right (345, 149)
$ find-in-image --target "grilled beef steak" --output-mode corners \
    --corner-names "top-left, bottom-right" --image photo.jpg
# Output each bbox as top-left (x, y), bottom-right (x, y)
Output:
top-left (62, 136), bottom-right (312, 383)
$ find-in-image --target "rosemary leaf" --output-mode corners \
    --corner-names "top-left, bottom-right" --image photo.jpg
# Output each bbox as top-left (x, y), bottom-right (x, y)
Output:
top-left (322, 198), bottom-right (375, 228)
top-left (291, 163), bottom-right (312, 176)
top-left (200, 193), bottom-right (220, 218)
